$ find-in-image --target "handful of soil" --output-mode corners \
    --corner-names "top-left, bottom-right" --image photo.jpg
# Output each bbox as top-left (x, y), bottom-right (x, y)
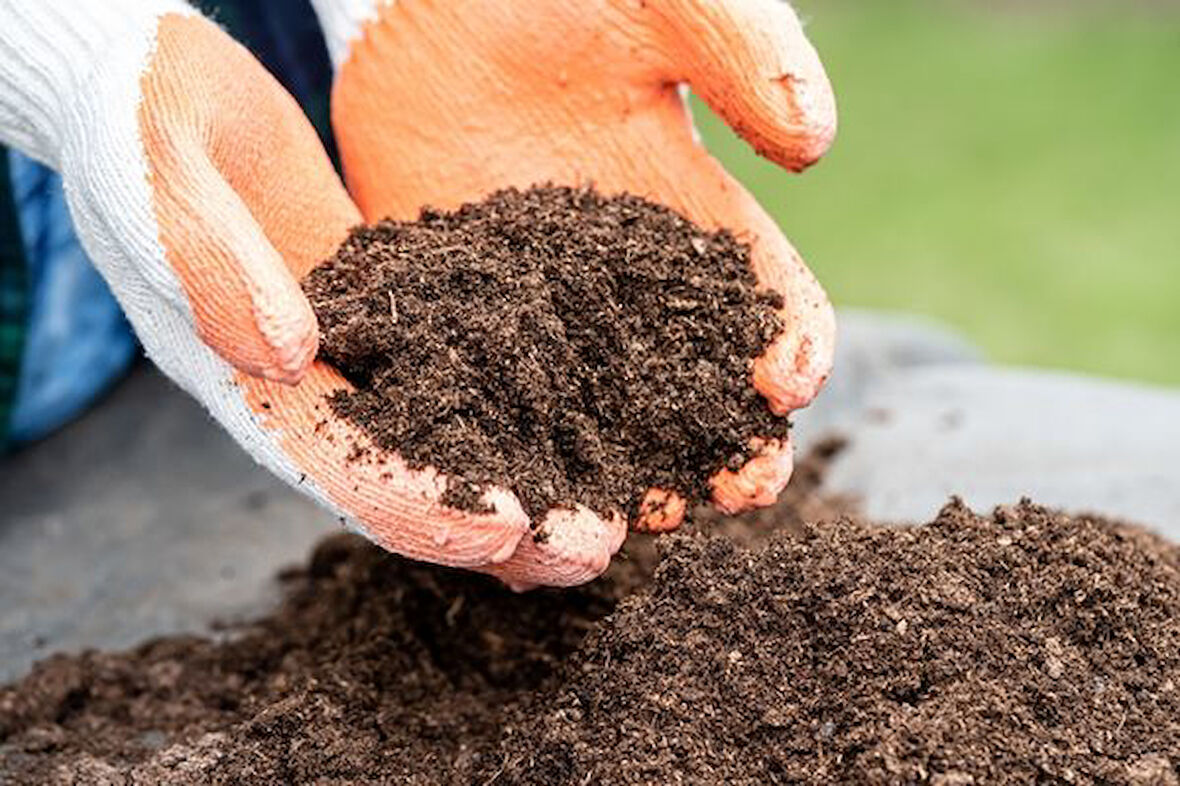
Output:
top-left (303, 185), bottom-right (788, 520)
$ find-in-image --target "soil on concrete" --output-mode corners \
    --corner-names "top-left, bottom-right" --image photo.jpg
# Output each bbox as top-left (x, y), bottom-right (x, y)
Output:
top-left (303, 185), bottom-right (788, 520)
top-left (3, 451), bottom-right (1180, 784)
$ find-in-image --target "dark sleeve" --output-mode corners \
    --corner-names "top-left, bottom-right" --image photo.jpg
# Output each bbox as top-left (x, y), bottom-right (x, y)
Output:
top-left (192, 0), bottom-right (338, 166)
top-left (0, 150), bottom-right (29, 446)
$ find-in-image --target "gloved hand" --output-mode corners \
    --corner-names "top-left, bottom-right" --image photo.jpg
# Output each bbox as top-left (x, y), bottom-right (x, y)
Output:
top-left (0, 0), bottom-right (561, 584)
top-left (308, 0), bottom-right (838, 586)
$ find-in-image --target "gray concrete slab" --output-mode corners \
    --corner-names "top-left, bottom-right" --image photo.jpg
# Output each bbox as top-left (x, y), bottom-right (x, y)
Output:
top-left (792, 309), bottom-right (982, 449)
top-left (820, 365), bottom-right (1180, 533)
top-left (0, 367), bottom-right (337, 683)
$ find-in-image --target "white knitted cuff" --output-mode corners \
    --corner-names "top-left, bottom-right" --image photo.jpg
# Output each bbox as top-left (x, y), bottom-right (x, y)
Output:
top-left (307, 0), bottom-right (384, 71)
top-left (0, 0), bottom-right (193, 167)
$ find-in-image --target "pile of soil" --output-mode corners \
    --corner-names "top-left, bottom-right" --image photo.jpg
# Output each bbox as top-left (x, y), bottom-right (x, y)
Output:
top-left (303, 185), bottom-right (788, 519)
top-left (515, 501), bottom-right (1180, 785)
top-left (3, 451), bottom-right (1180, 784)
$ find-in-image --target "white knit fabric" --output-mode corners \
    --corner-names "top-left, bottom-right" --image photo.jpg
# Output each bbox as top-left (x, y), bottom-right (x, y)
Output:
top-left (0, 0), bottom-right (343, 520)
top-left (0, 0), bottom-right (190, 167)
top-left (308, 0), bottom-right (386, 70)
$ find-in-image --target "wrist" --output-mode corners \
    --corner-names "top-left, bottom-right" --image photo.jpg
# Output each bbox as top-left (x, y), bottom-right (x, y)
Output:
top-left (0, 0), bottom-right (193, 167)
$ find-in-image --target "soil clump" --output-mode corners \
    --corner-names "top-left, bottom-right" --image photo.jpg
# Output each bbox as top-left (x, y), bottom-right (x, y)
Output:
top-left (303, 185), bottom-right (787, 520)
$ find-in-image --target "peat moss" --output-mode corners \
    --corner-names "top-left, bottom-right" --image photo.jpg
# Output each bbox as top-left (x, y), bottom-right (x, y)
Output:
top-left (303, 185), bottom-right (788, 521)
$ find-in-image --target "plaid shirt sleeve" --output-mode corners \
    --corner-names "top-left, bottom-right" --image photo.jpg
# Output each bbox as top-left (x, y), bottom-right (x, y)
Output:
top-left (0, 150), bottom-right (29, 446)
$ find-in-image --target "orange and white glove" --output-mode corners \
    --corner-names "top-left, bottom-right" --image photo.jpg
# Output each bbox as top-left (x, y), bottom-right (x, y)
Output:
top-left (308, 0), bottom-right (839, 587)
top-left (0, 0), bottom-right (571, 585)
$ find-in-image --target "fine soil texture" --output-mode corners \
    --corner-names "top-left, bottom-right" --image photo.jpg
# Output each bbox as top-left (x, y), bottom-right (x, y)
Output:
top-left (3, 458), bottom-right (1180, 784)
top-left (303, 185), bottom-right (788, 520)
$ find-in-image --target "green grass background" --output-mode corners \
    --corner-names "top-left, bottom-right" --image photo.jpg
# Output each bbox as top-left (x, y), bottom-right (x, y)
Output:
top-left (694, 0), bottom-right (1180, 385)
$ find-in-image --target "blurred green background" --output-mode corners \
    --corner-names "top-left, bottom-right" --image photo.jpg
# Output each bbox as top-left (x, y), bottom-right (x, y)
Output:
top-left (694, 0), bottom-right (1180, 385)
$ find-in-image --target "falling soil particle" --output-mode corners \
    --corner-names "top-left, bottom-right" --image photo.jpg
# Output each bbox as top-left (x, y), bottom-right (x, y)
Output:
top-left (303, 184), bottom-right (788, 521)
top-left (3, 458), bottom-right (1180, 783)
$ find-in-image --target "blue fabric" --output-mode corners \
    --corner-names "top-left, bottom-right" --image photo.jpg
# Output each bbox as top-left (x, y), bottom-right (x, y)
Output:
top-left (5, 151), bottom-right (137, 445)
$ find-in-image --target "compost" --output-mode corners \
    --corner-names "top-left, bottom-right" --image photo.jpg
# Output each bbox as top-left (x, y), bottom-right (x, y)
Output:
top-left (303, 185), bottom-right (788, 520)
top-left (3, 446), bottom-right (1179, 784)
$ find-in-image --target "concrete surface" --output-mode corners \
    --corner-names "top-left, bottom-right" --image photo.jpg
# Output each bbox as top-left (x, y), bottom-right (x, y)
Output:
top-left (1, 309), bottom-right (1178, 682)
top-left (791, 309), bottom-right (983, 447)
top-left (820, 365), bottom-right (1180, 530)
top-left (0, 369), bottom-right (336, 683)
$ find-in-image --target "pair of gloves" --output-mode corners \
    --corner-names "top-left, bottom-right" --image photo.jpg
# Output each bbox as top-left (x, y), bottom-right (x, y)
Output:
top-left (0, 0), bottom-right (836, 588)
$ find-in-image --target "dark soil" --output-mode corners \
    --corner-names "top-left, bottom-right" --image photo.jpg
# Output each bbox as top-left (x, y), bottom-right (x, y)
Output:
top-left (303, 185), bottom-right (788, 520)
top-left (4, 455), bottom-right (1180, 784)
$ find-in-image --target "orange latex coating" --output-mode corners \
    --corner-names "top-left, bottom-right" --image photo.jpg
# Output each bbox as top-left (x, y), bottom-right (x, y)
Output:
top-left (333, 0), bottom-right (837, 528)
top-left (141, 15), bottom-right (359, 384)
top-left (634, 488), bottom-right (689, 533)
top-left (640, 0), bottom-right (838, 172)
top-left (479, 506), bottom-right (629, 592)
top-left (711, 437), bottom-right (795, 515)
top-left (140, 16), bottom-right (538, 567)
top-left (239, 368), bottom-right (534, 568)
top-left (634, 438), bottom-right (795, 530)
